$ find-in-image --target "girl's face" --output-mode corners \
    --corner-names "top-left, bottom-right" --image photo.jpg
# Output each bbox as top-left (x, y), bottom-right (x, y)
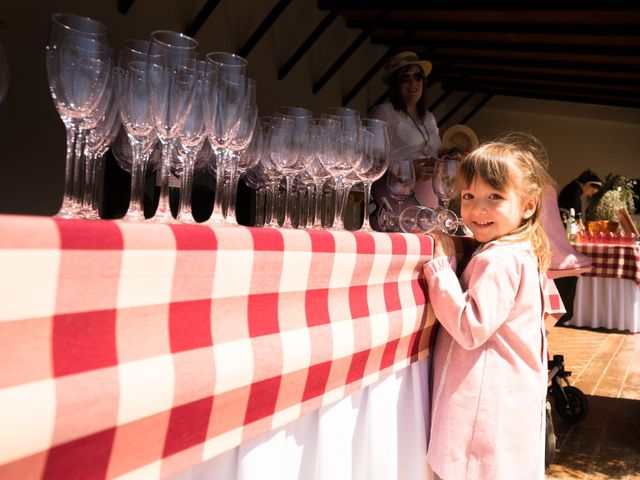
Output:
top-left (460, 173), bottom-right (536, 243)
top-left (398, 65), bottom-right (424, 108)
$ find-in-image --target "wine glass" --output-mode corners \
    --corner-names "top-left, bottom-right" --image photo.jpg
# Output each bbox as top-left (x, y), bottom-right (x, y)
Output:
top-left (399, 205), bottom-right (437, 234)
top-left (273, 106), bottom-right (315, 228)
top-left (116, 39), bottom-right (157, 222)
top-left (356, 119), bottom-right (390, 231)
top-left (321, 107), bottom-right (362, 230)
top-left (80, 81), bottom-right (120, 219)
top-left (46, 13), bottom-right (112, 218)
top-left (432, 158), bottom-right (459, 227)
top-left (204, 52), bottom-right (248, 225)
top-left (146, 30), bottom-right (198, 223)
top-left (174, 63), bottom-right (207, 223)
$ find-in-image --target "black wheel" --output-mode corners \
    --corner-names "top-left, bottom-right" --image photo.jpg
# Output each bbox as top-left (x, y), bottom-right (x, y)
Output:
top-left (553, 385), bottom-right (589, 424)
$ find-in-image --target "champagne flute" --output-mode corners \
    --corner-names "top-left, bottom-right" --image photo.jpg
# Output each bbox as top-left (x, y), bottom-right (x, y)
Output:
top-left (146, 30), bottom-right (198, 223)
top-left (46, 13), bottom-right (111, 218)
top-left (203, 52), bottom-right (247, 225)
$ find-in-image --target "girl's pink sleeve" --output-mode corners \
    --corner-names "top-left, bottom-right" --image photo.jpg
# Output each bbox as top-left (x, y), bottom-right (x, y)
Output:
top-left (423, 254), bottom-right (520, 350)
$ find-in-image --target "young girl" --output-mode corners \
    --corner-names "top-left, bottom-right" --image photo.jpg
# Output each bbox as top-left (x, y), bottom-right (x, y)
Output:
top-left (423, 135), bottom-right (561, 479)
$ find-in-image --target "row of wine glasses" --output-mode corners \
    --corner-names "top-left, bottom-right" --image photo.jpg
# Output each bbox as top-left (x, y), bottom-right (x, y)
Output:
top-left (239, 106), bottom-right (390, 231)
top-left (45, 13), bottom-right (258, 225)
top-left (45, 14), bottom-right (395, 230)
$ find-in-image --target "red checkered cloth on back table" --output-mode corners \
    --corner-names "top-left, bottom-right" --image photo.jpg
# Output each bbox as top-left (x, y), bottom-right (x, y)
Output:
top-left (0, 214), bottom-right (437, 479)
top-left (574, 243), bottom-right (640, 285)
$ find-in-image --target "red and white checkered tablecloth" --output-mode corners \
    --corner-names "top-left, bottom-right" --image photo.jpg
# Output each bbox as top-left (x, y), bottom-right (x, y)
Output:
top-left (573, 243), bottom-right (640, 286)
top-left (0, 214), bottom-right (436, 479)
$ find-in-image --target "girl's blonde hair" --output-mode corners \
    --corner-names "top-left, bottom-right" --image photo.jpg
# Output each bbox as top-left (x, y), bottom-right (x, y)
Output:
top-left (457, 132), bottom-right (555, 271)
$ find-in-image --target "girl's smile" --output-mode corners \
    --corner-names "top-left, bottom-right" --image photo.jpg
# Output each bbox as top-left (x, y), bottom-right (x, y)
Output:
top-left (460, 174), bottom-right (536, 243)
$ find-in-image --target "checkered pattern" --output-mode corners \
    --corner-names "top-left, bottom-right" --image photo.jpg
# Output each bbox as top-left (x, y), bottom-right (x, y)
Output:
top-left (0, 214), bottom-right (436, 479)
top-left (574, 243), bottom-right (640, 285)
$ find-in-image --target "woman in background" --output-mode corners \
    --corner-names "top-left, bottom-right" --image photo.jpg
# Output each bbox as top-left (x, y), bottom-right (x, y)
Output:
top-left (370, 51), bottom-right (441, 230)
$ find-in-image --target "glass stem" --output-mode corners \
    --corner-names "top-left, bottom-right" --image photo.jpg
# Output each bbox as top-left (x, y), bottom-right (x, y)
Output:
top-left (282, 174), bottom-right (295, 228)
top-left (126, 143), bottom-right (148, 221)
top-left (209, 148), bottom-right (227, 224)
top-left (313, 182), bottom-right (324, 228)
top-left (254, 188), bottom-right (265, 227)
top-left (177, 152), bottom-right (195, 222)
top-left (224, 153), bottom-right (240, 224)
top-left (81, 150), bottom-right (96, 215)
top-left (154, 140), bottom-right (174, 220)
top-left (72, 129), bottom-right (86, 213)
top-left (361, 181), bottom-right (373, 230)
top-left (90, 153), bottom-right (106, 218)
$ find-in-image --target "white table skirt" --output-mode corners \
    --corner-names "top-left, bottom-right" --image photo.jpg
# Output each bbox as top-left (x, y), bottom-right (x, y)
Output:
top-left (172, 358), bottom-right (432, 480)
top-left (569, 276), bottom-right (640, 333)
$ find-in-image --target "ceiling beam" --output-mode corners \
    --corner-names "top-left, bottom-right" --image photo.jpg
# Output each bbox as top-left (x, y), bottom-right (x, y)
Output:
top-left (312, 9), bottom-right (390, 94)
top-left (318, 1), bottom-right (640, 11)
top-left (278, 9), bottom-right (340, 80)
top-left (117, 0), bottom-right (136, 15)
top-left (237, 0), bottom-right (293, 58)
top-left (459, 94), bottom-right (494, 124)
top-left (440, 81), bottom-right (640, 108)
top-left (184, 0), bottom-right (223, 38)
top-left (438, 92), bottom-right (476, 126)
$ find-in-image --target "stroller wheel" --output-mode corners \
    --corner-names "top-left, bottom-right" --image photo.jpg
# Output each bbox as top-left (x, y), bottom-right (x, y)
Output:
top-left (554, 385), bottom-right (589, 424)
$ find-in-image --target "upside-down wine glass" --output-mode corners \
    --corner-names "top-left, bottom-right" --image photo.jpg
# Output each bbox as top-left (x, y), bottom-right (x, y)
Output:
top-left (356, 118), bottom-right (390, 231)
top-left (433, 158), bottom-right (461, 233)
top-left (378, 160), bottom-right (415, 232)
top-left (46, 13), bottom-right (112, 218)
top-left (116, 39), bottom-right (157, 221)
top-left (204, 52), bottom-right (247, 225)
top-left (147, 30), bottom-right (198, 223)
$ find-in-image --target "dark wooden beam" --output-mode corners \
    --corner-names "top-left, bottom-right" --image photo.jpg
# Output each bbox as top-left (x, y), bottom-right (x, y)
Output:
top-left (319, 1), bottom-right (639, 11)
top-left (370, 35), bottom-right (640, 58)
top-left (428, 89), bottom-right (455, 112)
top-left (185, 0), bottom-right (223, 38)
top-left (312, 9), bottom-right (390, 94)
top-left (438, 92), bottom-right (475, 126)
top-left (237, 0), bottom-right (293, 58)
top-left (279, 9), bottom-right (340, 80)
top-left (440, 81), bottom-right (640, 108)
top-left (350, 20), bottom-right (640, 36)
top-left (118, 0), bottom-right (136, 15)
top-left (342, 30), bottom-right (416, 106)
top-left (459, 94), bottom-right (494, 124)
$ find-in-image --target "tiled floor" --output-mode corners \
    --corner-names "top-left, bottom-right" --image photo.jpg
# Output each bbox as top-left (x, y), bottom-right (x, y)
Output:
top-left (545, 326), bottom-right (640, 479)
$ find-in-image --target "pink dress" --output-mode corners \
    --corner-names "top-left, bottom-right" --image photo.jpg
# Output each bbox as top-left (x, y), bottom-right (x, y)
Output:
top-left (423, 240), bottom-right (561, 480)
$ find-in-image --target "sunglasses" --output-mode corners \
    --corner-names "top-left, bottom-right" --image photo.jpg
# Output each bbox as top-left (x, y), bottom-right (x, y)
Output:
top-left (398, 72), bottom-right (425, 83)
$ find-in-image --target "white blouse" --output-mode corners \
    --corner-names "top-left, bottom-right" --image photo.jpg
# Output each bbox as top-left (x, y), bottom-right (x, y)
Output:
top-left (369, 102), bottom-right (441, 163)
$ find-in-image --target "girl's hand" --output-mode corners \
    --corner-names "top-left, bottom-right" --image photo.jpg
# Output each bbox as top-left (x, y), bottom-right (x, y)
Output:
top-left (430, 231), bottom-right (456, 258)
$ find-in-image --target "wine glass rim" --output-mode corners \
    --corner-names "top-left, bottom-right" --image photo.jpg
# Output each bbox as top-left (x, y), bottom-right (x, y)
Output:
top-left (205, 51), bottom-right (248, 67)
top-left (150, 30), bottom-right (199, 49)
top-left (324, 106), bottom-right (360, 117)
top-left (274, 106), bottom-right (313, 118)
top-left (362, 117), bottom-right (388, 127)
top-left (51, 13), bottom-right (110, 37)
top-left (121, 39), bottom-right (151, 55)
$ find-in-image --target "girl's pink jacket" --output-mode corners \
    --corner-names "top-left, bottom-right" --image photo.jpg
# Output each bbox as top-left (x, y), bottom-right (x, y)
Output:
top-left (423, 240), bottom-right (563, 480)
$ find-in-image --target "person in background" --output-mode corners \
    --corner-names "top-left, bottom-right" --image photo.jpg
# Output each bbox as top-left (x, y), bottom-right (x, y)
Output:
top-left (423, 134), bottom-right (563, 479)
top-left (369, 51), bottom-right (441, 228)
top-left (557, 169), bottom-right (602, 218)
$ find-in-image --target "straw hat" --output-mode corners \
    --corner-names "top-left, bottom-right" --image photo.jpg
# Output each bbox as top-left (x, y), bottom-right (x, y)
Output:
top-left (441, 124), bottom-right (480, 151)
top-left (382, 51), bottom-right (432, 85)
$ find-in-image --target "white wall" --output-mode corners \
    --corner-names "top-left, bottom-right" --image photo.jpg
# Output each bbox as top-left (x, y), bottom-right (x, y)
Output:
top-left (0, 0), bottom-right (638, 215)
